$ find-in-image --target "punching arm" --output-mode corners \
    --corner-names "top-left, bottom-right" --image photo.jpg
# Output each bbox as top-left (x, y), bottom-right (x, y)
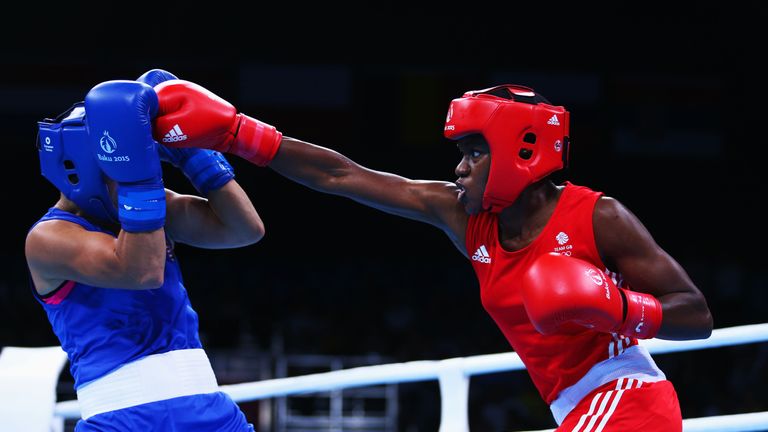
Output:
top-left (150, 78), bottom-right (469, 252)
top-left (270, 137), bottom-right (469, 253)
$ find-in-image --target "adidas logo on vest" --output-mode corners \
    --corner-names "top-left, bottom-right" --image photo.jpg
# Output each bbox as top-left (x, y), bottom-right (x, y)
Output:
top-left (472, 245), bottom-right (491, 264)
top-left (163, 124), bottom-right (188, 143)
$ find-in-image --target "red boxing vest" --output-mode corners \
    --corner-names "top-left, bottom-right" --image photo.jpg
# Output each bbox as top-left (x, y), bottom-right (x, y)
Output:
top-left (466, 182), bottom-right (638, 403)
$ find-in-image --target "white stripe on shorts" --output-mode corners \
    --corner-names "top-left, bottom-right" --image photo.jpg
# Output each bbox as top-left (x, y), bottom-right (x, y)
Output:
top-left (570, 378), bottom-right (642, 432)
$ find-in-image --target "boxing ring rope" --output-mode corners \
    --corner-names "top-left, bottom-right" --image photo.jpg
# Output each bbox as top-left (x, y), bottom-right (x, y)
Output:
top-left (52, 323), bottom-right (768, 431)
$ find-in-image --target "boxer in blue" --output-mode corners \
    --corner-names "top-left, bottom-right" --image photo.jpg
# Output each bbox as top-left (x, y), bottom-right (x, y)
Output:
top-left (24, 70), bottom-right (260, 431)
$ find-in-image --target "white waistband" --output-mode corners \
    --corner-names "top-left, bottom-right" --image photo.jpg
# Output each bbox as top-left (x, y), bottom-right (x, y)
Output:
top-left (549, 344), bottom-right (666, 425)
top-left (76, 348), bottom-right (219, 420)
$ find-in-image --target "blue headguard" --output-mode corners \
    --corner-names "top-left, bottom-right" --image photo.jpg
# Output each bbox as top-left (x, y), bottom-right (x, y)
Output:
top-left (37, 103), bottom-right (117, 222)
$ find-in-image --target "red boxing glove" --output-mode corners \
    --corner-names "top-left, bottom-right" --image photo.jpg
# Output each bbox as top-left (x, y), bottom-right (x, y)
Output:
top-left (152, 80), bottom-right (282, 166)
top-left (521, 252), bottom-right (662, 339)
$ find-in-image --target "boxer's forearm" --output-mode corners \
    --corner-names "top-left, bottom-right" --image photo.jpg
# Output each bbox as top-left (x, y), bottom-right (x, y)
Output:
top-left (270, 137), bottom-right (363, 193)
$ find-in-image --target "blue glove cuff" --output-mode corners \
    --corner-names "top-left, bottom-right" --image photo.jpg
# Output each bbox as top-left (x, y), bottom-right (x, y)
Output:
top-left (117, 183), bottom-right (166, 232)
top-left (180, 150), bottom-right (235, 195)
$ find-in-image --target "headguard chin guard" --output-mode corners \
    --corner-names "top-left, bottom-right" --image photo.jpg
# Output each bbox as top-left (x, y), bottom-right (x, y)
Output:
top-left (37, 103), bottom-right (117, 222)
top-left (444, 84), bottom-right (570, 212)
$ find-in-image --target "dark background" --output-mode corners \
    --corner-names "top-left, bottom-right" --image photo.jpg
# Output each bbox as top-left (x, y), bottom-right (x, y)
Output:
top-left (1, 4), bottom-right (766, 431)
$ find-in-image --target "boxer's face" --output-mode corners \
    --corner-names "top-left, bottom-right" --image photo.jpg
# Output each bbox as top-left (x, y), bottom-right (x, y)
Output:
top-left (454, 134), bottom-right (490, 215)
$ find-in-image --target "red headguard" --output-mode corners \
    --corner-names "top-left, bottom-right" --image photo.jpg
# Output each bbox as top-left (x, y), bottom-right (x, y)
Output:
top-left (444, 84), bottom-right (570, 212)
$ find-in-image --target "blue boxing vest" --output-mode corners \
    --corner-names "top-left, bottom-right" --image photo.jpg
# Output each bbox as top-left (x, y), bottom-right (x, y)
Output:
top-left (30, 207), bottom-right (203, 389)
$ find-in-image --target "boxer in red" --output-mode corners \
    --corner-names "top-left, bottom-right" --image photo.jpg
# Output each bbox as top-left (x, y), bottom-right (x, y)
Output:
top-left (151, 80), bottom-right (713, 431)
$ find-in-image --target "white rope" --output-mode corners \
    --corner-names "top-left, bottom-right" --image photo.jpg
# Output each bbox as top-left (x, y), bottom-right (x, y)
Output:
top-left (51, 323), bottom-right (768, 432)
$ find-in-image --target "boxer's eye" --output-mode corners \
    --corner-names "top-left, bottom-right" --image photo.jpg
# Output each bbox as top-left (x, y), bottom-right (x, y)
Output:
top-left (471, 150), bottom-right (483, 158)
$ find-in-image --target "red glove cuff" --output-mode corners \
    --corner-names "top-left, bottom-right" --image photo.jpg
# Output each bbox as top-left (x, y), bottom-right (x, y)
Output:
top-left (232, 114), bottom-right (283, 166)
top-left (618, 289), bottom-right (663, 339)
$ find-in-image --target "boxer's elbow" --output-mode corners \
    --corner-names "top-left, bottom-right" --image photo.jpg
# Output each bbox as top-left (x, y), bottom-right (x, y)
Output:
top-left (240, 219), bottom-right (266, 246)
top-left (135, 272), bottom-right (165, 290)
top-left (127, 259), bottom-right (166, 289)
top-left (687, 293), bottom-right (714, 339)
top-left (221, 217), bottom-right (265, 248)
top-left (139, 260), bottom-right (166, 289)
top-left (240, 212), bottom-right (266, 245)
top-left (658, 293), bottom-right (714, 340)
top-left (696, 308), bottom-right (714, 339)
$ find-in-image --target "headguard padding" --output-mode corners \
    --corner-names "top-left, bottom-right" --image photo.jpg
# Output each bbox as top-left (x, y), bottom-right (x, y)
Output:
top-left (444, 84), bottom-right (570, 212)
top-left (38, 103), bottom-right (116, 222)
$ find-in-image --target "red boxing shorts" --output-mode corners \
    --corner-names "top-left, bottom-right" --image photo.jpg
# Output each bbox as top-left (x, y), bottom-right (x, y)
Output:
top-left (557, 378), bottom-right (682, 432)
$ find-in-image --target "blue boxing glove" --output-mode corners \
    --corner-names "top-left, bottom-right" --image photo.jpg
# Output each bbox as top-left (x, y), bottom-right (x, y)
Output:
top-left (85, 80), bottom-right (165, 232)
top-left (136, 68), bottom-right (179, 87)
top-left (138, 69), bottom-right (235, 195)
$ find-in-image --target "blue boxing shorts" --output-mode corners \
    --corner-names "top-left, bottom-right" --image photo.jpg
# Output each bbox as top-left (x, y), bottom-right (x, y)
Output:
top-left (75, 391), bottom-right (254, 432)
top-left (72, 349), bottom-right (253, 431)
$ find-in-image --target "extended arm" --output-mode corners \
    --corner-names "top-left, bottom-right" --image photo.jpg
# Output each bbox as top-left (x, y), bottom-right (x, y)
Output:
top-left (151, 80), bottom-right (469, 254)
top-left (270, 137), bottom-right (466, 233)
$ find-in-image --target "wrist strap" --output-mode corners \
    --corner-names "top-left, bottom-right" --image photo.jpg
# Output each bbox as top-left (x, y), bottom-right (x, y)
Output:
top-left (618, 289), bottom-right (663, 339)
top-left (180, 150), bottom-right (235, 195)
top-left (117, 183), bottom-right (166, 232)
top-left (231, 114), bottom-right (282, 166)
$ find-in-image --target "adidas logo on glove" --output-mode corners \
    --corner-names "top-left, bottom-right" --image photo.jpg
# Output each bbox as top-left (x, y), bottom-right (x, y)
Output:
top-left (162, 124), bottom-right (188, 143)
